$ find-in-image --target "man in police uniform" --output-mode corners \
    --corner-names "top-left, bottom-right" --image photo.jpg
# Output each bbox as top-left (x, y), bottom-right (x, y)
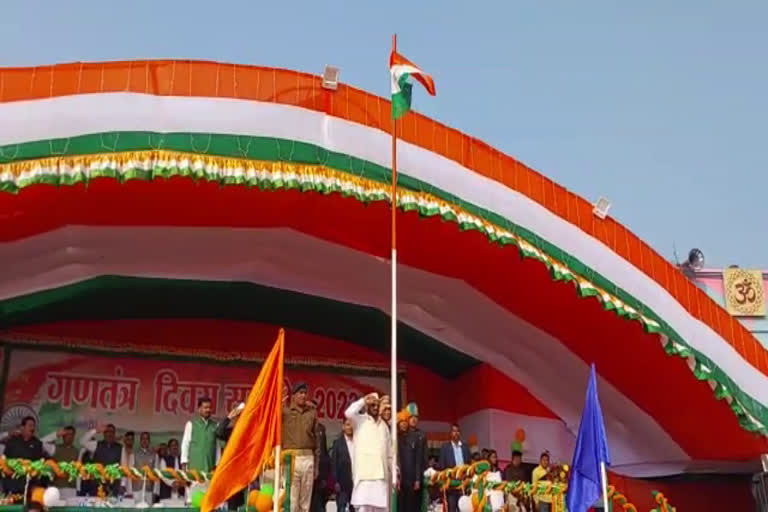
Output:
top-left (282, 382), bottom-right (319, 512)
top-left (398, 403), bottom-right (426, 512)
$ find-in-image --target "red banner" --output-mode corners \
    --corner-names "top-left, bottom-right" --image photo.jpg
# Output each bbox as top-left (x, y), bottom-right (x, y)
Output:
top-left (1, 347), bottom-right (389, 444)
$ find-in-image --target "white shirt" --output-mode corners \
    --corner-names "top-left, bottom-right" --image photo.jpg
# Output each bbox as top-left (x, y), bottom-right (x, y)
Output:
top-left (344, 398), bottom-right (392, 483)
top-left (38, 432), bottom-right (59, 457)
top-left (180, 419), bottom-right (222, 465)
top-left (451, 441), bottom-right (465, 466)
top-left (180, 421), bottom-right (193, 465)
top-left (121, 448), bottom-right (135, 490)
top-left (78, 429), bottom-right (101, 454)
top-left (344, 399), bottom-right (392, 509)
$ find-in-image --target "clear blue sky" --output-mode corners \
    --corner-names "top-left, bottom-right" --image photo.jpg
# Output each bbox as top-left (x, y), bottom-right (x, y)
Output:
top-left (1, 1), bottom-right (766, 267)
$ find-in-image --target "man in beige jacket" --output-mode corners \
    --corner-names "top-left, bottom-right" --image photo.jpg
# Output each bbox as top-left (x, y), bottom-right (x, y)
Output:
top-left (344, 393), bottom-right (392, 512)
top-left (283, 382), bottom-right (319, 512)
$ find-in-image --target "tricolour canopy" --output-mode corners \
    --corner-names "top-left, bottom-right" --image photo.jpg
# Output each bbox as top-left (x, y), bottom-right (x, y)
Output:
top-left (0, 60), bottom-right (766, 477)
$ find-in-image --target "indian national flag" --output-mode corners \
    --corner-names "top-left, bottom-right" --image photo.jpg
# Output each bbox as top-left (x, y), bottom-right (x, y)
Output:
top-left (390, 51), bottom-right (436, 119)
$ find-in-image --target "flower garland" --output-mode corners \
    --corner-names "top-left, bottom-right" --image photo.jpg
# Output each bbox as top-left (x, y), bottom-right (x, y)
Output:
top-left (2, 457), bottom-right (670, 512)
top-left (423, 462), bottom-right (567, 498)
top-left (0, 494), bottom-right (23, 505)
top-left (650, 491), bottom-right (676, 512)
top-left (607, 485), bottom-right (638, 512)
top-left (0, 458), bottom-right (212, 484)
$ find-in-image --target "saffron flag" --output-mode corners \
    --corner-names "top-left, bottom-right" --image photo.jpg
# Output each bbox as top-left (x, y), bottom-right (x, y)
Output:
top-left (390, 51), bottom-right (436, 119)
top-left (201, 329), bottom-right (285, 512)
top-left (566, 364), bottom-right (611, 512)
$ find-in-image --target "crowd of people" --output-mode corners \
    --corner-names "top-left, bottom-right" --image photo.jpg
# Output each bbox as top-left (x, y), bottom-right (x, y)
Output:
top-left (0, 416), bottom-right (187, 503)
top-left (281, 383), bottom-right (553, 512)
top-left (0, 383), bottom-right (556, 512)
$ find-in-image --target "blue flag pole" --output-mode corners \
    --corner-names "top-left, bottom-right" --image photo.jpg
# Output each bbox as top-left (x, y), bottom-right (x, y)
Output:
top-left (566, 363), bottom-right (611, 512)
top-left (601, 460), bottom-right (609, 511)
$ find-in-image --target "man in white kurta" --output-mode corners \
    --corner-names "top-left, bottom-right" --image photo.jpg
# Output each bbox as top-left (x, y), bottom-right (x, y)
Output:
top-left (344, 393), bottom-right (392, 512)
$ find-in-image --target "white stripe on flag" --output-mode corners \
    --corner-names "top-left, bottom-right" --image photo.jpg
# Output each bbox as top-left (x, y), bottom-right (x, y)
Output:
top-left (390, 64), bottom-right (423, 94)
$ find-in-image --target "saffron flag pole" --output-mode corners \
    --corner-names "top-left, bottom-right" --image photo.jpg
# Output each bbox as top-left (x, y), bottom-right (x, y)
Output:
top-left (200, 329), bottom-right (285, 512)
top-left (388, 34), bottom-right (436, 494)
top-left (566, 364), bottom-right (611, 512)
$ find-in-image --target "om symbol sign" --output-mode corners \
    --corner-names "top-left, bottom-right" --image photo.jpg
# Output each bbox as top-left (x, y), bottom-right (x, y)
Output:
top-left (734, 278), bottom-right (757, 305)
top-left (724, 268), bottom-right (765, 317)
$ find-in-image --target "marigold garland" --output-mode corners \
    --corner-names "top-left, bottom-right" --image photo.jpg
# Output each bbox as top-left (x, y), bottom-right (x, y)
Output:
top-left (0, 458), bottom-right (212, 484)
top-left (4, 456), bottom-right (674, 512)
top-left (607, 484), bottom-right (638, 512)
top-left (424, 461), bottom-right (567, 498)
top-left (650, 490), bottom-right (676, 512)
top-left (424, 463), bottom-right (663, 512)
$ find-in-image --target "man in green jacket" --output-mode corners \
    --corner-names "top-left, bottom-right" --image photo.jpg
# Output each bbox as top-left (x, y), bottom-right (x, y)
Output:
top-left (181, 397), bottom-right (218, 473)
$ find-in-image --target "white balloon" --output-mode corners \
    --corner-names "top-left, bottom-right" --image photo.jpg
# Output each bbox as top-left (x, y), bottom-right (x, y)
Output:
top-left (489, 491), bottom-right (504, 511)
top-left (42, 487), bottom-right (60, 507)
top-left (458, 495), bottom-right (472, 512)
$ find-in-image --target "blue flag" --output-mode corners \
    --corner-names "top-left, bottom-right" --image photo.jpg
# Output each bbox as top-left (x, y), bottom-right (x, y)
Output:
top-left (566, 364), bottom-right (611, 512)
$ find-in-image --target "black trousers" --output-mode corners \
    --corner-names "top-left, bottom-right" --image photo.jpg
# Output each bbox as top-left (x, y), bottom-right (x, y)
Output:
top-left (310, 480), bottom-right (326, 512)
top-left (336, 489), bottom-right (353, 512)
top-left (446, 490), bottom-right (461, 512)
top-left (228, 488), bottom-right (245, 511)
top-left (398, 485), bottom-right (421, 512)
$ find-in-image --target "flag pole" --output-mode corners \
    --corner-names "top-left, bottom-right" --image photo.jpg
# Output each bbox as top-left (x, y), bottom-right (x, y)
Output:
top-left (273, 445), bottom-right (281, 512)
top-left (600, 461), bottom-right (609, 511)
top-left (389, 32), bottom-right (399, 493)
top-left (273, 330), bottom-right (285, 512)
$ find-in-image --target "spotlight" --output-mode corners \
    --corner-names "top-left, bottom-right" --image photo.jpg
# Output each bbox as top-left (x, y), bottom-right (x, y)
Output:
top-left (321, 65), bottom-right (340, 91)
top-left (592, 197), bottom-right (611, 219)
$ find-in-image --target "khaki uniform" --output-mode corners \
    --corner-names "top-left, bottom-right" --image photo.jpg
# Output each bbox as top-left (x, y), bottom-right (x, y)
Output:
top-left (282, 403), bottom-right (318, 512)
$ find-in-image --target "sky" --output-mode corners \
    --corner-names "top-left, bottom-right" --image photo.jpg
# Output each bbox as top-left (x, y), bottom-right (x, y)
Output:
top-left (0, 1), bottom-right (766, 268)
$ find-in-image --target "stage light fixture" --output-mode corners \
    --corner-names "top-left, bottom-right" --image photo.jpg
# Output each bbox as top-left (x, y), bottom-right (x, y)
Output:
top-left (321, 65), bottom-right (340, 91)
top-left (592, 197), bottom-right (612, 219)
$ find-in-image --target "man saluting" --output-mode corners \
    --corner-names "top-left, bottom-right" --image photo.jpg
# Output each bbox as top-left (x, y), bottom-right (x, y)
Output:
top-left (344, 393), bottom-right (392, 512)
top-left (181, 397), bottom-right (218, 474)
top-left (282, 382), bottom-right (319, 512)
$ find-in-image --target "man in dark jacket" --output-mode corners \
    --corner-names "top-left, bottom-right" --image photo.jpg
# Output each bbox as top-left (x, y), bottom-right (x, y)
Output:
top-left (438, 424), bottom-right (471, 512)
top-left (399, 404), bottom-right (426, 512)
top-left (2, 417), bottom-right (45, 494)
top-left (330, 418), bottom-right (354, 512)
top-left (216, 405), bottom-right (245, 511)
top-left (80, 424), bottom-right (123, 497)
top-left (504, 450), bottom-right (527, 482)
top-left (158, 438), bottom-right (184, 501)
top-left (310, 419), bottom-right (330, 512)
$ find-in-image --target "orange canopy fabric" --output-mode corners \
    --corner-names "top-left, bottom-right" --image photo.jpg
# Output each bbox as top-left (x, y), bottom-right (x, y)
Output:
top-left (201, 328), bottom-right (285, 512)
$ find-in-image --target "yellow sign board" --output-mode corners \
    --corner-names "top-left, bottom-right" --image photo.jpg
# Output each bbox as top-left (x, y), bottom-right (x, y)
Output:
top-left (723, 268), bottom-right (766, 317)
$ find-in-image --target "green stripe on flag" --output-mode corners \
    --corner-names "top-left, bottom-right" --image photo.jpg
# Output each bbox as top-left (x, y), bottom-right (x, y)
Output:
top-left (392, 74), bottom-right (413, 119)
